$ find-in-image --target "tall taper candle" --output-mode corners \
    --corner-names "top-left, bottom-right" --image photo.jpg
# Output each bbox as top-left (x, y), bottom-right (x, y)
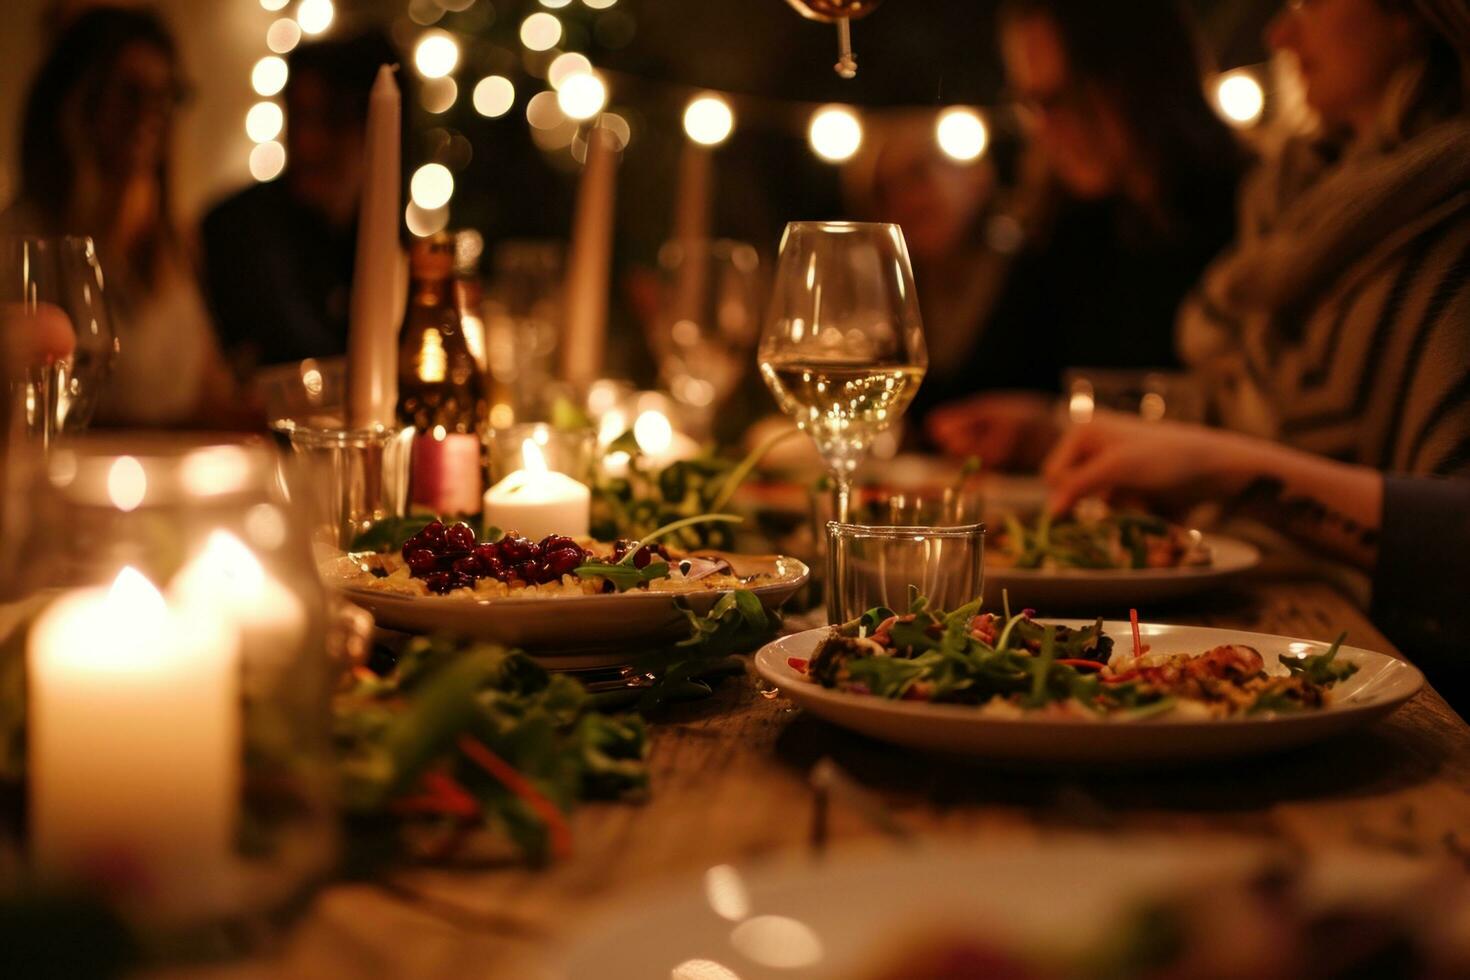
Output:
top-left (670, 141), bottom-right (713, 322)
top-left (560, 123), bottom-right (621, 389)
top-left (347, 65), bottom-right (402, 429)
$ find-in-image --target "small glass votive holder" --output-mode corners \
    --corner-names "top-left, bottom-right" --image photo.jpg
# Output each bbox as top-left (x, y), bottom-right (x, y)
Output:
top-left (485, 423), bottom-right (597, 484)
top-left (826, 521), bottom-right (986, 625)
top-left (283, 424), bottom-right (414, 550)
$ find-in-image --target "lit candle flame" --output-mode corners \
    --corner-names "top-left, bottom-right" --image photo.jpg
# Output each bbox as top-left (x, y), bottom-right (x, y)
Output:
top-left (108, 565), bottom-right (168, 625)
top-left (521, 438), bottom-right (549, 474)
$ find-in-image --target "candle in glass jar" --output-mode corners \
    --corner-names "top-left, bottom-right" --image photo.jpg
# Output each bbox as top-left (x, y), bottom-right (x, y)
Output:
top-left (170, 530), bottom-right (307, 676)
top-left (28, 567), bottom-right (239, 909)
top-left (482, 439), bottom-right (590, 540)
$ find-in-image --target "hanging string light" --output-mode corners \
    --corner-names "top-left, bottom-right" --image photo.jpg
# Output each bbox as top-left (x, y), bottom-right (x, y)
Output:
top-left (808, 105), bottom-right (862, 162)
top-left (935, 107), bottom-right (987, 162)
top-left (683, 95), bottom-right (734, 146)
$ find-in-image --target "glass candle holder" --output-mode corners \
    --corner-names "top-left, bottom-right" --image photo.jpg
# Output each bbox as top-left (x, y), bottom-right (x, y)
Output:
top-left (284, 423), bottom-right (414, 549)
top-left (5, 435), bottom-right (336, 934)
top-left (485, 423), bottom-right (597, 484)
top-left (826, 521), bottom-right (986, 625)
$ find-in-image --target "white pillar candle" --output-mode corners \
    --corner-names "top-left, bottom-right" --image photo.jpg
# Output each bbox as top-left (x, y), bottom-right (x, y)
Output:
top-left (482, 439), bottom-right (590, 541)
top-left (170, 530), bottom-right (308, 679)
top-left (347, 65), bottom-right (403, 429)
top-left (29, 567), bottom-right (239, 913)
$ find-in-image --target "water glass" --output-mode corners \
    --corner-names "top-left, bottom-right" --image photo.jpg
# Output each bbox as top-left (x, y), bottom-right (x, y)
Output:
top-left (0, 235), bottom-right (115, 450)
top-left (283, 424), bottom-right (414, 550)
top-left (826, 521), bottom-right (985, 625)
top-left (1062, 368), bottom-right (1206, 424)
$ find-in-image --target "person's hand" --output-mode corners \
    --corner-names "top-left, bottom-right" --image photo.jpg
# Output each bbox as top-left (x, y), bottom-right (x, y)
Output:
top-left (0, 302), bottom-right (76, 378)
top-left (925, 391), bottom-right (1057, 470)
top-left (1042, 411), bottom-right (1248, 515)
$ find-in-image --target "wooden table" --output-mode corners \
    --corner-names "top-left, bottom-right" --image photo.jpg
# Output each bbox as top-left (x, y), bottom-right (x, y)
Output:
top-left (189, 579), bottom-right (1470, 980)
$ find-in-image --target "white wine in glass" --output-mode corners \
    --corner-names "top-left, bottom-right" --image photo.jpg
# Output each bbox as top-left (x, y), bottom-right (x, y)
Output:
top-left (759, 221), bottom-right (927, 521)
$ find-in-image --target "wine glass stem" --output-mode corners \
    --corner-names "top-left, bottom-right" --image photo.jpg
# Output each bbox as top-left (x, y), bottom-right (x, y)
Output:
top-left (830, 470), bottom-right (853, 525)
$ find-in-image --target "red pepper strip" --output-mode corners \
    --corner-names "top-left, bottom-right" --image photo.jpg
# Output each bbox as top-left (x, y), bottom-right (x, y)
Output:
top-left (1056, 658), bottom-right (1105, 671)
top-left (787, 657), bottom-right (809, 674)
top-left (457, 734), bottom-right (574, 861)
top-left (1103, 670), bottom-right (1140, 684)
top-left (390, 771), bottom-right (482, 819)
top-left (1130, 608), bottom-right (1142, 660)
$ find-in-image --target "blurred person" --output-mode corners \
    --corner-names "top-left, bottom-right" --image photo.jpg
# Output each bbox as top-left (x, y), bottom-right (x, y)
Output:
top-left (925, 0), bottom-right (1247, 469)
top-left (1043, 410), bottom-right (1470, 713)
top-left (842, 113), bottom-right (1018, 422)
top-left (2, 6), bottom-right (244, 428)
top-left (202, 30), bottom-right (400, 371)
top-left (1179, 0), bottom-right (1470, 477)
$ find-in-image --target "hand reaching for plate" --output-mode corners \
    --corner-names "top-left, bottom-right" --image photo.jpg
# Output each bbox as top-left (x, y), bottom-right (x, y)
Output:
top-left (1042, 411), bottom-right (1253, 515)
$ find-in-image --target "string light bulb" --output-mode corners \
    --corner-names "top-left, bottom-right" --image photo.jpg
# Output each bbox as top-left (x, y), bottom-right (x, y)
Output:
top-left (249, 141), bottom-right (286, 182)
top-left (547, 52), bottom-right (592, 90)
top-left (808, 105), bottom-right (862, 162)
top-left (1215, 70), bottom-right (1265, 127)
top-left (683, 95), bottom-right (734, 146)
top-left (251, 56), bottom-right (289, 97)
top-left (935, 107), bottom-right (988, 162)
top-left (414, 31), bottom-right (460, 79)
top-left (245, 101), bottom-right (284, 143)
top-left (266, 18), bottom-right (302, 53)
top-left (556, 72), bottom-right (607, 120)
top-left (296, 0), bottom-right (334, 36)
top-left (520, 13), bottom-right (563, 52)
top-left (410, 163), bottom-right (455, 210)
top-left (473, 75), bottom-right (516, 117)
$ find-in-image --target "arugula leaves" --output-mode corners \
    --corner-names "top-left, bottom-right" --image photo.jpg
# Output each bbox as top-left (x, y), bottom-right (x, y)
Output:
top-left (1283, 632), bottom-right (1358, 685)
top-left (336, 637), bottom-right (648, 863)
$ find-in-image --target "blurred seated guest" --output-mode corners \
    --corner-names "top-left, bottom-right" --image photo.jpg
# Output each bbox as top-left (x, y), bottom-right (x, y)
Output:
top-left (1044, 411), bottom-right (1470, 713)
top-left (841, 114), bottom-right (1013, 420)
top-left (2, 6), bottom-right (243, 428)
top-left (1180, 0), bottom-right (1470, 477)
top-left (202, 30), bottom-right (399, 371)
top-left (926, 0), bottom-right (1246, 468)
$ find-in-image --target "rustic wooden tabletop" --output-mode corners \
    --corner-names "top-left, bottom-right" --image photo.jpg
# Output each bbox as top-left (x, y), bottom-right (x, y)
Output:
top-left (170, 578), bottom-right (1470, 980)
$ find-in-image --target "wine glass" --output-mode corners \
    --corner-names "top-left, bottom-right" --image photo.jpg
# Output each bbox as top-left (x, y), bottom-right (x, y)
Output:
top-left (0, 235), bottom-right (116, 450)
top-left (759, 221), bottom-right (927, 522)
top-left (648, 238), bottom-right (762, 438)
top-left (783, 0), bottom-right (886, 77)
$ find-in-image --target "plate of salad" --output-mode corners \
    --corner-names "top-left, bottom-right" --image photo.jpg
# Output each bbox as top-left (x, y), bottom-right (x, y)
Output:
top-left (985, 506), bottom-right (1260, 607)
top-left (754, 593), bottom-right (1421, 763)
top-left (323, 517), bottom-right (809, 668)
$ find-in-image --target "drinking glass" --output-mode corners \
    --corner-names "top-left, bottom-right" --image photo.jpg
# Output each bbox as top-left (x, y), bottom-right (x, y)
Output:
top-left (827, 521), bottom-right (985, 625)
top-left (648, 238), bottom-right (762, 437)
top-left (759, 222), bottom-right (927, 523)
top-left (0, 235), bottom-right (116, 449)
top-left (483, 240), bottom-right (564, 426)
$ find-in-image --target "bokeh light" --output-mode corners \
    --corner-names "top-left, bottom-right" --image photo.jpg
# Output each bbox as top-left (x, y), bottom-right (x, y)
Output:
top-left (296, 0), bottom-right (334, 36)
top-left (249, 141), bottom-right (286, 182)
top-left (683, 95), bottom-right (734, 146)
top-left (556, 72), bottom-right (607, 120)
top-left (808, 105), bottom-right (862, 163)
top-left (935, 107), bottom-right (988, 162)
top-left (410, 163), bottom-right (455, 210)
top-left (420, 77), bottom-right (458, 114)
top-left (251, 56), bottom-right (289, 97)
top-left (547, 52), bottom-right (592, 90)
top-left (266, 18), bottom-right (302, 53)
top-left (541, 0), bottom-right (573, 7)
top-left (520, 12), bottom-right (563, 51)
top-left (584, 0), bottom-right (618, 8)
top-left (414, 31), bottom-right (460, 79)
top-left (473, 75), bottom-right (516, 117)
top-left (260, 0), bottom-right (288, 11)
top-left (526, 90), bottom-right (565, 129)
top-left (245, 101), bottom-right (284, 143)
top-left (1215, 70), bottom-right (1265, 126)
top-left (405, 202), bottom-right (450, 237)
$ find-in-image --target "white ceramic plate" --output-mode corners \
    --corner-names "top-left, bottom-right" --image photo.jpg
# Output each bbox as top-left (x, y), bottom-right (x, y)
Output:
top-left (558, 839), bottom-right (1448, 980)
top-left (984, 533), bottom-right (1261, 608)
top-left (753, 620), bottom-right (1422, 763)
top-left (329, 552), bottom-right (809, 668)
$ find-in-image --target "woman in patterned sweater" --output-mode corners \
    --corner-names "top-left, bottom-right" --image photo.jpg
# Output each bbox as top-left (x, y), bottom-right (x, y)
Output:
top-left (1179, 0), bottom-right (1470, 476)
